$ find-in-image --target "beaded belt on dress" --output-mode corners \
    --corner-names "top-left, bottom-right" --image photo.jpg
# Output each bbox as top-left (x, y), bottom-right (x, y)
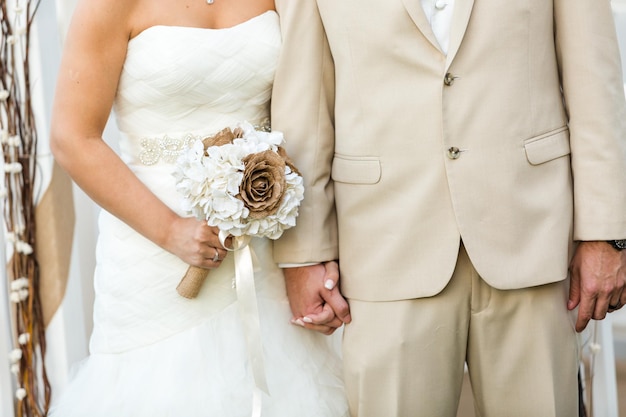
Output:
top-left (137, 118), bottom-right (271, 166)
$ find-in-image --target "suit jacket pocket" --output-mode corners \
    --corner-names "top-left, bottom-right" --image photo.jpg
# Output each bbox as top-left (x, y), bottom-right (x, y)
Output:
top-left (524, 126), bottom-right (571, 165)
top-left (331, 155), bottom-right (381, 184)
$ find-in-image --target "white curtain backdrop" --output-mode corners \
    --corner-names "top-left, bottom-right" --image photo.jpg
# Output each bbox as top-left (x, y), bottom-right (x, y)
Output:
top-left (1, 1), bottom-right (626, 415)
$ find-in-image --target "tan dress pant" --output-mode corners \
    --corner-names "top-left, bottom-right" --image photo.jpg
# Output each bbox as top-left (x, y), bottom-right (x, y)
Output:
top-left (343, 244), bottom-right (579, 417)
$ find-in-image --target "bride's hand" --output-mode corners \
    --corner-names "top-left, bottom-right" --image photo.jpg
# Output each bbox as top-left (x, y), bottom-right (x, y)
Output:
top-left (284, 262), bottom-right (351, 335)
top-left (163, 217), bottom-right (230, 269)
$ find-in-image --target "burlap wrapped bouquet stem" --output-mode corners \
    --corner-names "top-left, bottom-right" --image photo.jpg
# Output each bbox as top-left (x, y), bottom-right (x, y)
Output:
top-left (177, 266), bottom-right (210, 299)
top-left (176, 126), bottom-right (298, 299)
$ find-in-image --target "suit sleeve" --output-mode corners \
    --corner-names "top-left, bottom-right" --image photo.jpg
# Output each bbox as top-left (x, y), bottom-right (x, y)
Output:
top-left (271, 0), bottom-right (338, 263)
top-left (555, 0), bottom-right (626, 240)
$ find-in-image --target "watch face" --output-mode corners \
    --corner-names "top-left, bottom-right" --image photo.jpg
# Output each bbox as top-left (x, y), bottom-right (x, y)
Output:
top-left (617, 239), bottom-right (626, 249)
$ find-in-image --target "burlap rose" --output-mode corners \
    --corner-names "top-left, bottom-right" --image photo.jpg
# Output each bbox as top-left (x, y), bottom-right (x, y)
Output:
top-left (202, 127), bottom-right (240, 149)
top-left (238, 150), bottom-right (286, 219)
top-left (277, 146), bottom-right (301, 176)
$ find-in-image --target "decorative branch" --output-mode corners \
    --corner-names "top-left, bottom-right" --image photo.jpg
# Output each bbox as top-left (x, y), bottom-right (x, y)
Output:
top-left (1, 0), bottom-right (51, 416)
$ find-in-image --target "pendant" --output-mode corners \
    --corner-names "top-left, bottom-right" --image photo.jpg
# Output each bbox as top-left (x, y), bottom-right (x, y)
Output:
top-left (207, 0), bottom-right (214, 3)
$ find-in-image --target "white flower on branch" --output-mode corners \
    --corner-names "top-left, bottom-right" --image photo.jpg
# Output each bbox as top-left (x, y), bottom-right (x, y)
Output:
top-left (4, 162), bottom-right (23, 174)
top-left (17, 333), bottom-right (30, 345)
top-left (0, 90), bottom-right (8, 101)
top-left (10, 364), bottom-right (19, 375)
top-left (9, 348), bottom-right (22, 363)
top-left (9, 278), bottom-right (29, 302)
top-left (8, 135), bottom-right (21, 148)
top-left (16, 240), bottom-right (33, 255)
top-left (0, 188), bottom-right (7, 199)
top-left (6, 35), bottom-right (18, 45)
top-left (18, 289), bottom-right (29, 301)
top-left (5, 232), bottom-right (16, 242)
top-left (15, 388), bottom-right (26, 401)
top-left (10, 277), bottom-right (28, 291)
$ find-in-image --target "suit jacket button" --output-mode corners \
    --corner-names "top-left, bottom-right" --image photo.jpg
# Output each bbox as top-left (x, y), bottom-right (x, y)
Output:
top-left (447, 147), bottom-right (461, 159)
top-left (444, 73), bottom-right (457, 86)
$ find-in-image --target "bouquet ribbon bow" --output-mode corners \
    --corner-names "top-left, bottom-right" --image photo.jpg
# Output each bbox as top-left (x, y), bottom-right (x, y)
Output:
top-left (173, 121), bottom-right (304, 416)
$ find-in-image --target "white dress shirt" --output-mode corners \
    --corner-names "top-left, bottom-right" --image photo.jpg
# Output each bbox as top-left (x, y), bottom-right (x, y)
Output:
top-left (421, 0), bottom-right (455, 54)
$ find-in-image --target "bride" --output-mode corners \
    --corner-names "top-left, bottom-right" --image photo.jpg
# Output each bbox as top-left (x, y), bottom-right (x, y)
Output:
top-left (47, 0), bottom-right (349, 415)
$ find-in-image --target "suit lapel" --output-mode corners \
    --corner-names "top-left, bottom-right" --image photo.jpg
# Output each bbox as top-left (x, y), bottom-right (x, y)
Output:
top-left (445, 0), bottom-right (475, 70)
top-left (401, 0), bottom-right (444, 54)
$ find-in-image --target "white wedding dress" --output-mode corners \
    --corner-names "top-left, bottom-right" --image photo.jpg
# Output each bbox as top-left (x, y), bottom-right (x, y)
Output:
top-left (49, 11), bottom-right (348, 417)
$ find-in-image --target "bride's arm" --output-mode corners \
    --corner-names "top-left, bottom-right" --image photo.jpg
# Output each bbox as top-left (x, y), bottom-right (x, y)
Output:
top-left (50, 0), bottom-right (228, 268)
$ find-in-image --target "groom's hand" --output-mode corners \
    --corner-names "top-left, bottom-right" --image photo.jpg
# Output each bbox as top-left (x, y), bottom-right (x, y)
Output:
top-left (283, 262), bottom-right (351, 335)
top-left (568, 241), bottom-right (626, 332)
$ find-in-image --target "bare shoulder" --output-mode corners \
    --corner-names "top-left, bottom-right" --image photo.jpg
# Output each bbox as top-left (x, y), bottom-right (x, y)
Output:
top-left (67, 0), bottom-right (139, 41)
top-left (54, 0), bottom-right (141, 132)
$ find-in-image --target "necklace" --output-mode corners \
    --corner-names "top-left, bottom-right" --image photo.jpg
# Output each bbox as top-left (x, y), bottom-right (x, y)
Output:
top-left (207, 0), bottom-right (214, 3)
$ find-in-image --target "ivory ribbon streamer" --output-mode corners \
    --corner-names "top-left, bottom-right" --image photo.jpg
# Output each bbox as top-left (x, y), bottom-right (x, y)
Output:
top-left (220, 232), bottom-right (269, 416)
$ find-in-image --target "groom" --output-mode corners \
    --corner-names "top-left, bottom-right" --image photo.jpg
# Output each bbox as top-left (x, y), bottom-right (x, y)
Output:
top-left (272, 0), bottom-right (626, 416)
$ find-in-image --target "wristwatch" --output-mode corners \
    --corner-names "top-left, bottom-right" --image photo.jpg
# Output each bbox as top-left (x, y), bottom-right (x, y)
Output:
top-left (607, 239), bottom-right (626, 251)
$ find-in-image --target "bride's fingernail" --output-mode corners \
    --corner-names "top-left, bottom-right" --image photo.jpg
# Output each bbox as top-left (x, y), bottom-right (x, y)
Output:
top-left (324, 279), bottom-right (335, 290)
top-left (303, 317), bottom-right (313, 324)
top-left (292, 318), bottom-right (305, 327)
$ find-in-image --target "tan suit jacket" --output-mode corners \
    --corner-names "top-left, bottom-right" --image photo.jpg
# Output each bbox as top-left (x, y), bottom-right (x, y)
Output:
top-left (272, 0), bottom-right (626, 302)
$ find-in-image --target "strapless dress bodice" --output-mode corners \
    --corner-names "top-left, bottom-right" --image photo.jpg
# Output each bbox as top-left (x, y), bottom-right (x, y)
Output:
top-left (113, 11), bottom-right (280, 168)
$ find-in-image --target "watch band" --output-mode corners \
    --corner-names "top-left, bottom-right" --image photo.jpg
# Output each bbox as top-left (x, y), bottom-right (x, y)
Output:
top-left (607, 239), bottom-right (626, 251)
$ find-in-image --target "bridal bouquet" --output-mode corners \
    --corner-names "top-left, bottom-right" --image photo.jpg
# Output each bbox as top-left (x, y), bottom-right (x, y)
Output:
top-left (173, 121), bottom-right (304, 298)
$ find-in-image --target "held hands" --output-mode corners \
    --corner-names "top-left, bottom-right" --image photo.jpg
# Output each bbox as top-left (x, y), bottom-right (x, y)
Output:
top-left (568, 241), bottom-right (626, 332)
top-left (284, 262), bottom-right (351, 335)
top-left (162, 216), bottom-right (231, 269)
